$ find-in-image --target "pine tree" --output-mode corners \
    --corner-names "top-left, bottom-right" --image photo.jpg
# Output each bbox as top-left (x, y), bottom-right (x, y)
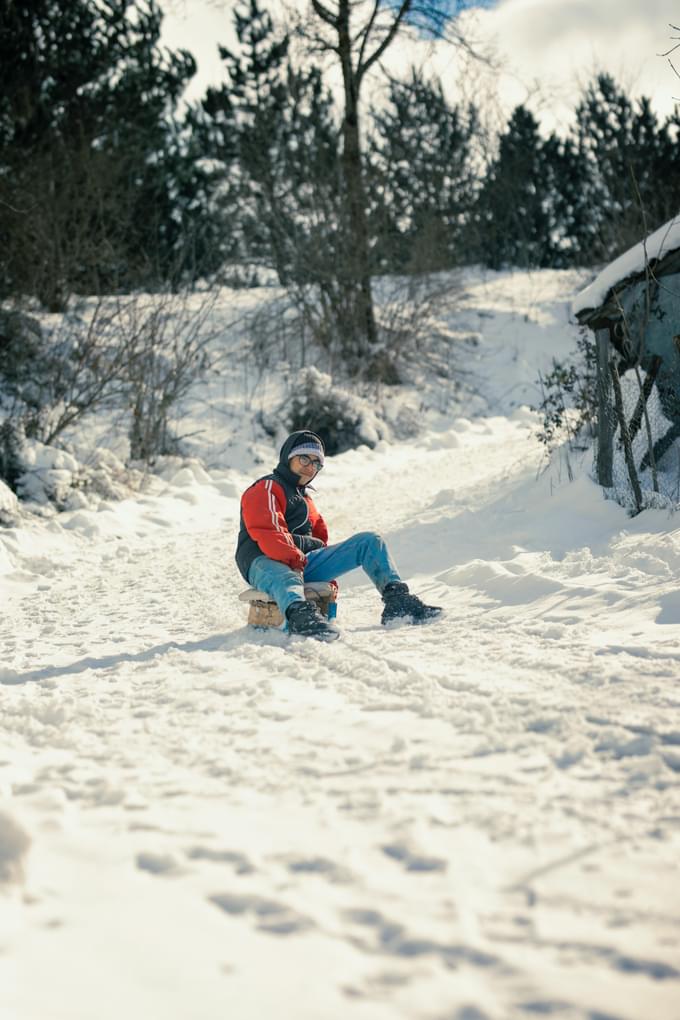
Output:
top-left (369, 69), bottom-right (479, 273)
top-left (573, 74), bottom-right (680, 260)
top-left (197, 0), bottom-right (292, 275)
top-left (473, 105), bottom-right (556, 269)
top-left (0, 0), bottom-right (208, 307)
top-left (541, 133), bottom-right (592, 267)
top-left (195, 0), bottom-right (341, 286)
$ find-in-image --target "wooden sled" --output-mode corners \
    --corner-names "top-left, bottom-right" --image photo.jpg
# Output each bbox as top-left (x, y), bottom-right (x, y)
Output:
top-left (239, 581), bottom-right (337, 629)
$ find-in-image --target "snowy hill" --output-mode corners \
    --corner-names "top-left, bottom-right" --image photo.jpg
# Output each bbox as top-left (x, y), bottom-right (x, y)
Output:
top-left (2, 269), bottom-right (679, 1020)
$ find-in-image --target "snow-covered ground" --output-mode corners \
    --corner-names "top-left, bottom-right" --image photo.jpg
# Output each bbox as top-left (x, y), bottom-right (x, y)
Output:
top-left (2, 270), bottom-right (679, 1020)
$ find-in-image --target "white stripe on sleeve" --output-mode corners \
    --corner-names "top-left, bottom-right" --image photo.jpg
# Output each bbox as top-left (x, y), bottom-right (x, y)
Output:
top-left (265, 480), bottom-right (295, 548)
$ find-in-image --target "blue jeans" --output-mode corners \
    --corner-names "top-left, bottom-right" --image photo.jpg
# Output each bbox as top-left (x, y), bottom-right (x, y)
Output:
top-left (247, 531), bottom-right (401, 619)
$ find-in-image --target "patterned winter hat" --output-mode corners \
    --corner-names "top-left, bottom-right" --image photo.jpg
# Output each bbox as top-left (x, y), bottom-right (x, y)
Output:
top-left (287, 439), bottom-right (325, 465)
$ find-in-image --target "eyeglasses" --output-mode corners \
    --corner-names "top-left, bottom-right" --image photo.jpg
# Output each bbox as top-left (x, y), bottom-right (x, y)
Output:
top-left (298, 454), bottom-right (323, 470)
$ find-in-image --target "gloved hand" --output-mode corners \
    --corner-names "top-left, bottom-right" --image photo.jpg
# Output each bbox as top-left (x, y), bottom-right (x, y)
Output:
top-left (304, 536), bottom-right (326, 552)
top-left (294, 535), bottom-right (325, 553)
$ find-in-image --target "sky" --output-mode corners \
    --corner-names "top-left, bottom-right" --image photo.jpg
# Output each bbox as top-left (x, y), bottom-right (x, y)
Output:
top-left (161, 0), bottom-right (680, 133)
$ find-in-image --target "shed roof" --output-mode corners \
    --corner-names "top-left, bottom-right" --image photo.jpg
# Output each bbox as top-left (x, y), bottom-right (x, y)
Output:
top-left (573, 214), bottom-right (680, 320)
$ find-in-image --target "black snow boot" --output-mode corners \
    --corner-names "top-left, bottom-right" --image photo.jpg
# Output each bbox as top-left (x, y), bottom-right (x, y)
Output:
top-left (286, 600), bottom-right (340, 641)
top-left (381, 582), bottom-right (442, 626)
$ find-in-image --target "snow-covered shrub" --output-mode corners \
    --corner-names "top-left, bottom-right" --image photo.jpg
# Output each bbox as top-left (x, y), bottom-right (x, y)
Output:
top-left (386, 402), bottom-right (421, 440)
top-left (0, 478), bottom-right (19, 526)
top-left (283, 367), bottom-right (388, 455)
top-left (3, 432), bottom-right (134, 513)
top-left (16, 440), bottom-right (80, 507)
top-left (534, 331), bottom-right (597, 451)
top-left (0, 419), bottom-right (24, 492)
top-left (79, 447), bottom-right (135, 502)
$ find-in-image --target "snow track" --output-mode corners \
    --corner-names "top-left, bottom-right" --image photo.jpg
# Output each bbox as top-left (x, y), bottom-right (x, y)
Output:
top-left (3, 399), bottom-right (680, 1014)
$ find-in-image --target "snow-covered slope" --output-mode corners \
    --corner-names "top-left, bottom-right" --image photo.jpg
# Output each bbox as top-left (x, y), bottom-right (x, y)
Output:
top-left (2, 270), bottom-right (679, 1020)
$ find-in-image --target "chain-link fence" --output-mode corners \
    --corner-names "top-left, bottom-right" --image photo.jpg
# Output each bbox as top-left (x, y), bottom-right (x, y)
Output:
top-left (593, 264), bottom-right (680, 511)
top-left (596, 351), bottom-right (680, 511)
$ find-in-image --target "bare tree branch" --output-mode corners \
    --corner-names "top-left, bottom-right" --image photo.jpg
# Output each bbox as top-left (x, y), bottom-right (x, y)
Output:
top-left (311, 0), bottom-right (338, 28)
top-left (357, 0), bottom-right (411, 85)
top-left (659, 22), bottom-right (680, 90)
top-left (658, 22), bottom-right (680, 56)
top-left (356, 0), bottom-right (387, 78)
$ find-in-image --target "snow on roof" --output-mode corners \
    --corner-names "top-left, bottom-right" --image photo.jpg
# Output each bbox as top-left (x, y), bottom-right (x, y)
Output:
top-left (573, 213), bottom-right (680, 316)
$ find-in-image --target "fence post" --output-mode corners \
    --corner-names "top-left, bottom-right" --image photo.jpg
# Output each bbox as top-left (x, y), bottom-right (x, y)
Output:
top-left (595, 327), bottom-right (614, 487)
top-left (610, 359), bottom-right (643, 514)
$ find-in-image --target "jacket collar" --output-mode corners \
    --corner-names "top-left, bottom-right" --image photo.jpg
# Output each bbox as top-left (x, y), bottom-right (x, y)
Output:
top-left (274, 462), bottom-right (305, 491)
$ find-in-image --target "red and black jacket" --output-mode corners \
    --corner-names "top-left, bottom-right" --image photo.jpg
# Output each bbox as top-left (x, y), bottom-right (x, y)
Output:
top-left (235, 431), bottom-right (328, 582)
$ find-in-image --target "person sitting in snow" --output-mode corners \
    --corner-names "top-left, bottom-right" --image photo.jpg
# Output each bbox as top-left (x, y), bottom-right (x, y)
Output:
top-left (235, 430), bottom-right (442, 640)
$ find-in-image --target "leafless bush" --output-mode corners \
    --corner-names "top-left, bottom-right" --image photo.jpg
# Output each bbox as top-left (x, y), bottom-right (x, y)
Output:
top-left (122, 292), bottom-right (218, 463)
top-left (30, 302), bottom-right (142, 446)
top-left (242, 291), bottom-right (308, 373)
top-left (240, 271), bottom-right (466, 391)
top-left (0, 290), bottom-right (219, 487)
top-left (372, 272), bottom-right (467, 385)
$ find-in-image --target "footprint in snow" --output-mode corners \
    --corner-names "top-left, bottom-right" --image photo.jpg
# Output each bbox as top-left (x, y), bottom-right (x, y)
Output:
top-left (282, 853), bottom-right (354, 883)
top-left (381, 842), bottom-right (448, 873)
top-left (135, 851), bottom-right (182, 875)
top-left (342, 907), bottom-right (498, 966)
top-left (185, 845), bottom-right (255, 874)
top-left (209, 891), bottom-right (313, 935)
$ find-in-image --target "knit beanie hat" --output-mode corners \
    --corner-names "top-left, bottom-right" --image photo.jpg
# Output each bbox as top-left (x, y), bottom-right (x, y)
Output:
top-left (287, 438), bottom-right (325, 465)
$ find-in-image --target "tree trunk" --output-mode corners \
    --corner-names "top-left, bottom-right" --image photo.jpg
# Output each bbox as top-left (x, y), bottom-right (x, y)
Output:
top-left (596, 327), bottom-right (614, 487)
top-left (610, 357), bottom-right (643, 514)
top-left (337, 1), bottom-right (378, 371)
